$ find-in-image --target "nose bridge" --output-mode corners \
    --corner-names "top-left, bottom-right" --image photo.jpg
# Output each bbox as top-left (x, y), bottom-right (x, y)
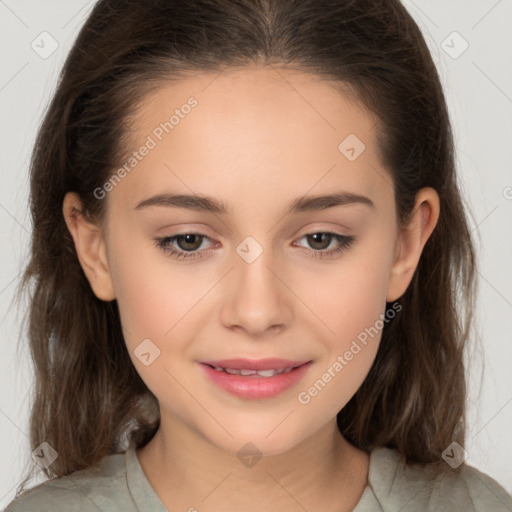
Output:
top-left (220, 234), bottom-right (292, 335)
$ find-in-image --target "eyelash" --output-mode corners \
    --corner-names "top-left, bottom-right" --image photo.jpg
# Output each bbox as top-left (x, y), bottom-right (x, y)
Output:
top-left (154, 231), bottom-right (356, 261)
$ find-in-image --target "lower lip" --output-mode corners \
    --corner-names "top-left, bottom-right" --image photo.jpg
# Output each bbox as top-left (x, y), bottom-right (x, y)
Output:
top-left (199, 362), bottom-right (312, 400)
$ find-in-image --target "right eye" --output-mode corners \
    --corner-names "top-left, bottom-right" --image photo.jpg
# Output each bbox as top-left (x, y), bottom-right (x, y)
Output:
top-left (154, 233), bottom-right (217, 260)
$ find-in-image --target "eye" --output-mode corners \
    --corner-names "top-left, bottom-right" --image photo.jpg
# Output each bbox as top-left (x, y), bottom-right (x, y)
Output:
top-left (293, 232), bottom-right (356, 259)
top-left (154, 231), bottom-right (356, 261)
top-left (154, 233), bottom-right (216, 260)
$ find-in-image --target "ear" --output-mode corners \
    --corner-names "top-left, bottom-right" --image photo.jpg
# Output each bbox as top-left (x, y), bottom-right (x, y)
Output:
top-left (62, 192), bottom-right (116, 301)
top-left (386, 187), bottom-right (440, 302)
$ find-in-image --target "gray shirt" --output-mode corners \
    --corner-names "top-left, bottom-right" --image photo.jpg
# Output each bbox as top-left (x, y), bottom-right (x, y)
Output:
top-left (4, 445), bottom-right (512, 511)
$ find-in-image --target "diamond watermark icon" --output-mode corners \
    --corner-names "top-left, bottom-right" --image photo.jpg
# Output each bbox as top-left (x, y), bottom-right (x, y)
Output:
top-left (338, 134), bottom-right (366, 161)
top-left (31, 31), bottom-right (59, 59)
top-left (32, 441), bottom-right (58, 469)
top-left (237, 442), bottom-right (262, 468)
top-left (134, 338), bottom-right (161, 366)
top-left (442, 441), bottom-right (468, 469)
top-left (236, 236), bottom-right (263, 264)
top-left (441, 31), bottom-right (469, 60)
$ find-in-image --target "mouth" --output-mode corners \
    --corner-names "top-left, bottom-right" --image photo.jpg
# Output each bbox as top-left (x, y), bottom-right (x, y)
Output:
top-left (206, 365), bottom-right (298, 377)
top-left (199, 358), bottom-right (312, 400)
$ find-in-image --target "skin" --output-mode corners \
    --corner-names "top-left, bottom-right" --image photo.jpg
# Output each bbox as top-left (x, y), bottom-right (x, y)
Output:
top-left (63, 65), bottom-right (439, 512)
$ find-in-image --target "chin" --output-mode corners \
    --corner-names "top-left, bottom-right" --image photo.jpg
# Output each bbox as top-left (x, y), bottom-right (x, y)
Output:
top-left (202, 420), bottom-right (310, 459)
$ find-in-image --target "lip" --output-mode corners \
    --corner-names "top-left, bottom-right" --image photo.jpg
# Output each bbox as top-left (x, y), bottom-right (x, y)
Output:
top-left (201, 358), bottom-right (310, 371)
top-left (199, 359), bottom-right (312, 400)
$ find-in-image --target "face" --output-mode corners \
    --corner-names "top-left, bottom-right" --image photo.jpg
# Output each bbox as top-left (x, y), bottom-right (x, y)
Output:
top-left (94, 66), bottom-right (403, 455)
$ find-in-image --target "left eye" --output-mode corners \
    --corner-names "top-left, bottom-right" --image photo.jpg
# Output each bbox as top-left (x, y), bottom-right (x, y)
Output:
top-left (295, 232), bottom-right (349, 251)
top-left (154, 232), bottom-right (356, 260)
top-left (293, 232), bottom-right (356, 259)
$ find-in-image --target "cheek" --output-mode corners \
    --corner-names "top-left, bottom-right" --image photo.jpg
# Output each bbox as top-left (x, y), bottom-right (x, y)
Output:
top-left (109, 245), bottom-right (207, 410)
top-left (292, 241), bottom-right (393, 414)
top-left (297, 241), bottom-right (393, 347)
top-left (107, 230), bottom-right (207, 363)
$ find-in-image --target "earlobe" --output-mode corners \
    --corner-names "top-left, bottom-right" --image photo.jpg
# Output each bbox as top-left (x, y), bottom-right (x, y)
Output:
top-left (386, 187), bottom-right (440, 302)
top-left (62, 192), bottom-right (116, 301)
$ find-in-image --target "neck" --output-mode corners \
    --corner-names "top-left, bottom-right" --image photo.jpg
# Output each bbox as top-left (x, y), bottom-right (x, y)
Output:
top-left (136, 412), bottom-right (369, 512)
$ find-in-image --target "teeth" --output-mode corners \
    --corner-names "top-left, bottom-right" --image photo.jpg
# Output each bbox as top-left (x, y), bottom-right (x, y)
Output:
top-left (211, 366), bottom-right (296, 377)
top-left (256, 369), bottom-right (279, 377)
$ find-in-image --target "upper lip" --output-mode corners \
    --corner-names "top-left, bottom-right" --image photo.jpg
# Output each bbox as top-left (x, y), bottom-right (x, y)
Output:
top-left (200, 358), bottom-right (311, 371)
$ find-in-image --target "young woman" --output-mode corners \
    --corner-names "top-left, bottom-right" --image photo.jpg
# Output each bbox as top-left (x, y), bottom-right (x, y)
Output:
top-left (5, 0), bottom-right (512, 510)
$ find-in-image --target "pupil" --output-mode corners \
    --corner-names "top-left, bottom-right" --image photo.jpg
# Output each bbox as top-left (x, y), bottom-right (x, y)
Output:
top-left (309, 233), bottom-right (330, 250)
top-left (178, 234), bottom-right (202, 251)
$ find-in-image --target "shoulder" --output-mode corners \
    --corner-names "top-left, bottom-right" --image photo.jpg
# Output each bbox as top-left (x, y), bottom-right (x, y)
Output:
top-left (366, 447), bottom-right (512, 512)
top-left (3, 451), bottom-right (136, 512)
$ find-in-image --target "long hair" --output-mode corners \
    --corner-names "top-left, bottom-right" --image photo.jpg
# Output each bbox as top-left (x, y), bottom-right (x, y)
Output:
top-left (14, 0), bottom-right (476, 497)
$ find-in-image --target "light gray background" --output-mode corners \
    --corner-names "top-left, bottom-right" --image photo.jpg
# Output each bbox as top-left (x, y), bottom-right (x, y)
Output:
top-left (1, 0), bottom-right (511, 507)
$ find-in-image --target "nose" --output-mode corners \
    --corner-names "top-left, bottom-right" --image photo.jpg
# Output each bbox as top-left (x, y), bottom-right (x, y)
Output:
top-left (220, 245), bottom-right (293, 338)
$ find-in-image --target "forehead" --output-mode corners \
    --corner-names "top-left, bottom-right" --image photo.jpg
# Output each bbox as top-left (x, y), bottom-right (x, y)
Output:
top-left (109, 66), bottom-right (388, 213)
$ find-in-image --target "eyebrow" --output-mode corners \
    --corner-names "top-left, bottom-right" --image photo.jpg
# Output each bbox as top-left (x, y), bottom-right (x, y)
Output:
top-left (134, 190), bottom-right (374, 215)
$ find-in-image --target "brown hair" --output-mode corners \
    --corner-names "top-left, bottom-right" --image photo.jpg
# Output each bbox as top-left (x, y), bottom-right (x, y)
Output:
top-left (14, 0), bottom-right (476, 497)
